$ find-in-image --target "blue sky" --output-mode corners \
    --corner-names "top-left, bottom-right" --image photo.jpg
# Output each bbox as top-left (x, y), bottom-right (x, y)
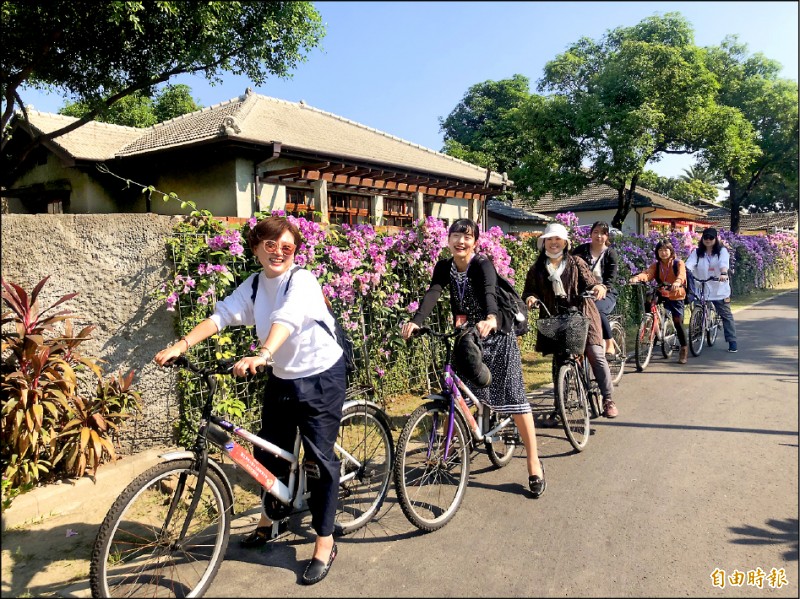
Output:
top-left (21, 1), bottom-right (799, 179)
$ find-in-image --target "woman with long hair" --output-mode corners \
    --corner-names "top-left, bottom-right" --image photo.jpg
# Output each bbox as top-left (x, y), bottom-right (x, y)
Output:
top-left (402, 218), bottom-right (546, 498)
top-left (685, 227), bottom-right (737, 352)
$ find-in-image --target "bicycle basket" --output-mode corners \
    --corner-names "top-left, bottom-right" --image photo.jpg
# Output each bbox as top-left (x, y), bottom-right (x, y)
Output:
top-left (536, 312), bottom-right (589, 355)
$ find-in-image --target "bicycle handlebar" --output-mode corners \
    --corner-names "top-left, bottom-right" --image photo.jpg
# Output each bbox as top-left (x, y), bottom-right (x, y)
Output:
top-left (409, 325), bottom-right (467, 340)
top-left (693, 276), bottom-right (720, 283)
top-left (162, 355), bottom-right (265, 377)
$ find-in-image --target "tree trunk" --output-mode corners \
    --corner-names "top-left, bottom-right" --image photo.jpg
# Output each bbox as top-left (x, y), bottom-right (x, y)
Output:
top-left (727, 176), bottom-right (741, 234)
top-left (611, 186), bottom-right (628, 230)
top-left (611, 178), bottom-right (637, 230)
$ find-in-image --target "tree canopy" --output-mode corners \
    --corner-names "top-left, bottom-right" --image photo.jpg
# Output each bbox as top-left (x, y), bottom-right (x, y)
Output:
top-left (516, 12), bottom-right (727, 228)
top-left (1, 1), bottom-right (324, 184)
top-left (440, 13), bottom-right (797, 232)
top-left (438, 74), bottom-right (531, 178)
top-left (59, 84), bottom-right (202, 128)
top-left (699, 36), bottom-right (799, 225)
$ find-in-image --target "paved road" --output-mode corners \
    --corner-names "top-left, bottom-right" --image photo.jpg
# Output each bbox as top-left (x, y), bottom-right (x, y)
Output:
top-left (3, 292), bottom-right (797, 597)
top-left (205, 291), bottom-right (798, 597)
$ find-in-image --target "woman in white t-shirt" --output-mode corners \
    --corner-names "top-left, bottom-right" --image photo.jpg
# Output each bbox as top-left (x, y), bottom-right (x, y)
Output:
top-left (154, 216), bottom-right (344, 585)
top-left (685, 228), bottom-right (738, 353)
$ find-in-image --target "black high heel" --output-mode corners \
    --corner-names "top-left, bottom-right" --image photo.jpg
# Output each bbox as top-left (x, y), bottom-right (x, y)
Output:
top-left (528, 460), bottom-right (546, 498)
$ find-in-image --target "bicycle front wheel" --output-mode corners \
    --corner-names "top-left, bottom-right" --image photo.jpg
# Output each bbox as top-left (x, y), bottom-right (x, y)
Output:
top-left (661, 315), bottom-right (677, 358)
top-left (706, 304), bottom-right (720, 346)
top-left (483, 410), bottom-right (517, 468)
top-left (393, 401), bottom-right (470, 532)
top-left (90, 458), bottom-right (232, 598)
top-left (334, 403), bottom-right (394, 535)
top-left (556, 363), bottom-right (590, 452)
top-left (609, 320), bottom-right (626, 385)
top-left (689, 309), bottom-right (705, 356)
top-left (635, 314), bottom-right (655, 371)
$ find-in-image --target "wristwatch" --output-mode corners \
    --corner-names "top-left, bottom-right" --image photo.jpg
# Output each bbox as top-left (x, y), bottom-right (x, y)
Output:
top-left (258, 347), bottom-right (274, 365)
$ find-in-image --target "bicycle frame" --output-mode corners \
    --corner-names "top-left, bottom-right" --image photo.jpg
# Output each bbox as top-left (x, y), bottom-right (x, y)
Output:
top-left (438, 363), bottom-right (514, 457)
top-left (416, 328), bottom-right (514, 461)
top-left (161, 357), bottom-right (380, 528)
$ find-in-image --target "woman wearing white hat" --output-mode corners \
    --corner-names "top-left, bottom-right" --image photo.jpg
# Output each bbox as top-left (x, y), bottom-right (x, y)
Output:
top-left (522, 222), bottom-right (618, 420)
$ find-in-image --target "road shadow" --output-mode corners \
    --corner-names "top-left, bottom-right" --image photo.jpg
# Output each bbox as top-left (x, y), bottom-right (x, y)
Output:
top-left (729, 517), bottom-right (799, 562)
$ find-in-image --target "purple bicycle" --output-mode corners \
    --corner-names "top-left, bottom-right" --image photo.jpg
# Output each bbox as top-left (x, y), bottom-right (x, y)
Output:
top-left (392, 326), bottom-right (521, 532)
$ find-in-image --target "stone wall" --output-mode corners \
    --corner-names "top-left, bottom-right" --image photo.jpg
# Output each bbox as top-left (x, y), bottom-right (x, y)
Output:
top-left (1, 214), bottom-right (184, 454)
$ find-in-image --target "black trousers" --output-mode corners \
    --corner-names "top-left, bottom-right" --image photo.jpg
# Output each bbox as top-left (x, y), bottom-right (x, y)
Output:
top-left (253, 356), bottom-right (346, 536)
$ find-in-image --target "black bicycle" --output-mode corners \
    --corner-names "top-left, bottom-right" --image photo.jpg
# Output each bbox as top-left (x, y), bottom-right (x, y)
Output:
top-left (688, 276), bottom-right (722, 356)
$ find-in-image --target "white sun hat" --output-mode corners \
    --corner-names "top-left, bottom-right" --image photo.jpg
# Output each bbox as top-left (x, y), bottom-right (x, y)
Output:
top-left (537, 222), bottom-right (571, 250)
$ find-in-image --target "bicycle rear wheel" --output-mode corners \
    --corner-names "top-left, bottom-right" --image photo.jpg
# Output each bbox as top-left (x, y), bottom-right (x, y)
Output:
top-left (334, 403), bottom-right (394, 535)
top-left (706, 304), bottom-right (720, 346)
top-left (609, 320), bottom-right (626, 385)
top-left (689, 308), bottom-right (705, 356)
top-left (661, 315), bottom-right (677, 358)
top-left (90, 458), bottom-right (232, 598)
top-left (635, 314), bottom-right (655, 371)
top-left (556, 363), bottom-right (590, 452)
top-left (393, 401), bottom-right (470, 532)
top-left (483, 410), bottom-right (517, 468)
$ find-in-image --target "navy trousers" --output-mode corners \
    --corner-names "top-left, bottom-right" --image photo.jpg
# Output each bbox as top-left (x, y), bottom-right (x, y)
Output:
top-left (254, 356), bottom-right (346, 537)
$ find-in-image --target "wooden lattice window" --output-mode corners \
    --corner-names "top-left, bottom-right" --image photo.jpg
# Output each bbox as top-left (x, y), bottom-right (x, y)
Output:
top-left (329, 193), bottom-right (371, 225)
top-left (285, 188), bottom-right (314, 218)
top-left (383, 198), bottom-right (413, 227)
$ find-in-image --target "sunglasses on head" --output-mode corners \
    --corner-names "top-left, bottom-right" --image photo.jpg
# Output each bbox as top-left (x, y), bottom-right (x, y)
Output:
top-left (263, 239), bottom-right (296, 256)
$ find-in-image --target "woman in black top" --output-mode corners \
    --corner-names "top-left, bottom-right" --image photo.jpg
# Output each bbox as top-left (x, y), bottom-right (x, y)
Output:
top-left (401, 219), bottom-right (546, 498)
top-left (571, 221), bottom-right (619, 355)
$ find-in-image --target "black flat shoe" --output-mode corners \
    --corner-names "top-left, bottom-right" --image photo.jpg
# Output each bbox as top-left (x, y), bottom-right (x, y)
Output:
top-left (301, 543), bottom-right (337, 585)
top-left (528, 460), bottom-right (546, 498)
top-left (538, 412), bottom-right (561, 428)
top-left (239, 520), bottom-right (287, 548)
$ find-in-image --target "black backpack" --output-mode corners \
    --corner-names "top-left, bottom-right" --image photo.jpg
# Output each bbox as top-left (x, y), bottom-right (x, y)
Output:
top-left (655, 259), bottom-right (697, 303)
top-left (250, 268), bottom-right (357, 374)
top-left (484, 260), bottom-right (529, 336)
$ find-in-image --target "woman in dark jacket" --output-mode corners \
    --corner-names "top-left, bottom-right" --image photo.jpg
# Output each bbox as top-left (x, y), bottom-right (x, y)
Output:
top-left (571, 221), bottom-right (619, 355)
top-left (522, 222), bottom-right (618, 419)
top-left (402, 218), bottom-right (546, 498)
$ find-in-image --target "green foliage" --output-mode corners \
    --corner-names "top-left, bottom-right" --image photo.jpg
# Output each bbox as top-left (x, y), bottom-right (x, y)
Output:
top-left (519, 12), bottom-right (723, 226)
top-left (60, 93), bottom-right (158, 128)
top-left (58, 84), bottom-right (203, 128)
top-left (2, 0), bottom-right (325, 182)
top-left (1, 277), bottom-right (141, 508)
top-left (439, 74), bottom-right (532, 178)
top-left (53, 370), bottom-right (142, 478)
top-left (700, 36), bottom-right (799, 226)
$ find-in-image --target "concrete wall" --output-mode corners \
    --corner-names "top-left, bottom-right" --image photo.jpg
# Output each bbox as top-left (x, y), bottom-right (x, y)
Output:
top-left (1, 214), bottom-right (183, 454)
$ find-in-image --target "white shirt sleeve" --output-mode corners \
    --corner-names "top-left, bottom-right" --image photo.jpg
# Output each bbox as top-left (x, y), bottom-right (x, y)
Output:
top-left (685, 249), bottom-right (699, 273)
top-left (208, 274), bottom-right (257, 332)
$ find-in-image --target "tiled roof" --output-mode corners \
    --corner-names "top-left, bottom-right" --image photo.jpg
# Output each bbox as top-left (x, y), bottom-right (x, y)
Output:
top-left (487, 199), bottom-right (550, 223)
top-left (703, 209), bottom-right (798, 232)
top-left (18, 91), bottom-right (506, 185)
top-left (118, 90), bottom-right (507, 185)
top-left (519, 182), bottom-right (706, 217)
top-left (18, 112), bottom-right (143, 161)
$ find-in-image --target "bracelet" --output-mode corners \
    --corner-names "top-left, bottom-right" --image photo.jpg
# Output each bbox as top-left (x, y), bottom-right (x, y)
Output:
top-left (179, 336), bottom-right (190, 352)
top-left (258, 347), bottom-right (274, 365)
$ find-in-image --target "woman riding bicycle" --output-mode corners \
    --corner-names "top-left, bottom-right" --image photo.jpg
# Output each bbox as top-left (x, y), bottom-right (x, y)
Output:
top-left (154, 215), bottom-right (344, 586)
top-left (401, 218), bottom-right (546, 498)
top-left (522, 222), bottom-right (618, 419)
top-left (571, 221), bottom-right (620, 357)
top-left (628, 239), bottom-right (690, 364)
top-left (685, 227), bottom-right (738, 353)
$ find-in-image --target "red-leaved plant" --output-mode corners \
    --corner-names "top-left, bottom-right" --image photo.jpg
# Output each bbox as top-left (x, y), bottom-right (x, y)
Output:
top-left (1, 276), bottom-right (140, 506)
